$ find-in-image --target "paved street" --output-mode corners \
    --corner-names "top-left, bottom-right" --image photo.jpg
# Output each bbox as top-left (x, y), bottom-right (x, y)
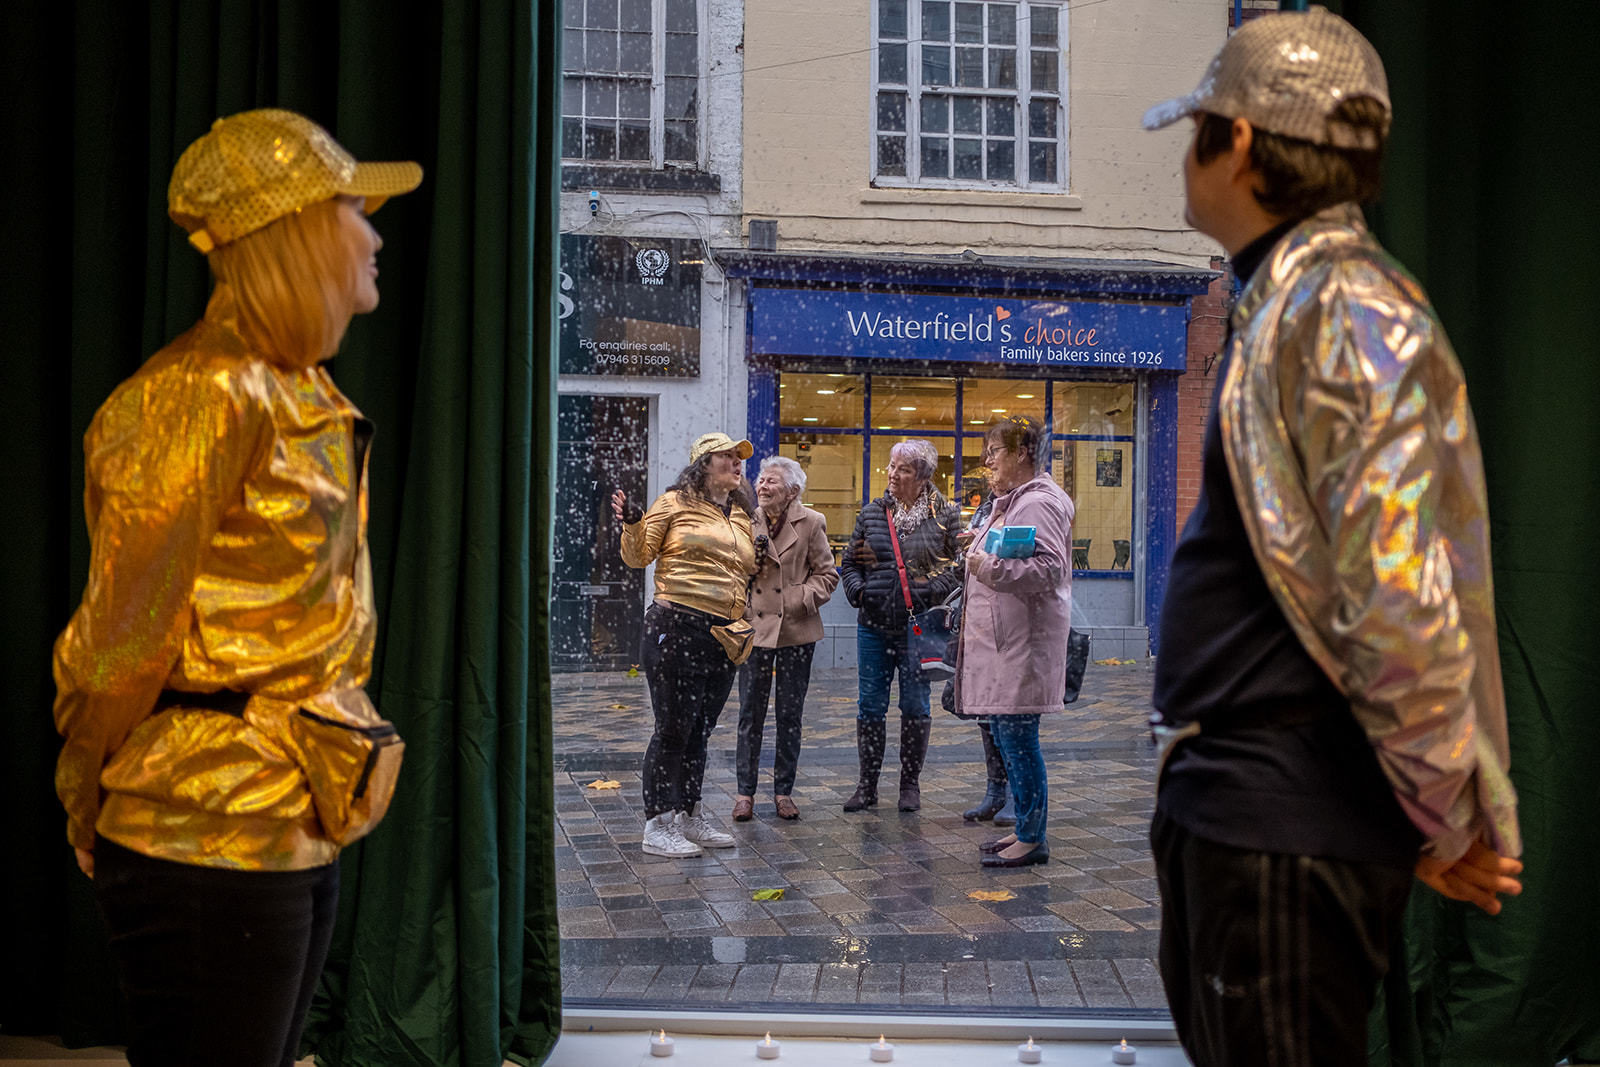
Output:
top-left (553, 660), bottom-right (1168, 1016)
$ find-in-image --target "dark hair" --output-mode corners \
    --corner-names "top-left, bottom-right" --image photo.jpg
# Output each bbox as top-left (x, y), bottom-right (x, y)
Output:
top-left (1194, 98), bottom-right (1387, 219)
top-left (670, 455), bottom-right (755, 516)
top-left (985, 414), bottom-right (1045, 471)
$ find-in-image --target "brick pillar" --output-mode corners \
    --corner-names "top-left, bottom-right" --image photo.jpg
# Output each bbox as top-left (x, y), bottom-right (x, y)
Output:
top-left (1177, 257), bottom-right (1234, 526)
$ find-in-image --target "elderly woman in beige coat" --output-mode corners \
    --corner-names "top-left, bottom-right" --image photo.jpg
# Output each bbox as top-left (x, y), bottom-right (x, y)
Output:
top-left (955, 416), bottom-right (1074, 868)
top-left (733, 456), bottom-right (839, 821)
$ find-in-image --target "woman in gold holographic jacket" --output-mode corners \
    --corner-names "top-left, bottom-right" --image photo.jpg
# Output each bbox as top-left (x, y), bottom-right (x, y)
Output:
top-left (51, 109), bottom-right (420, 1067)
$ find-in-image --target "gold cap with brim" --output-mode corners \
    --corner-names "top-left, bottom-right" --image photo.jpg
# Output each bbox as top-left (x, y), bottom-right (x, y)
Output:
top-left (169, 108), bottom-right (424, 253)
top-left (689, 432), bottom-right (754, 464)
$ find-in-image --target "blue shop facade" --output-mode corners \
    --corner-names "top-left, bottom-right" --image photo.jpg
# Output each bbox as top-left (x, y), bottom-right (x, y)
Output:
top-left (717, 250), bottom-right (1217, 663)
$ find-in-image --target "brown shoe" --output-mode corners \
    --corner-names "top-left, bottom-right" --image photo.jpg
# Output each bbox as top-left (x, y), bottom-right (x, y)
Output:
top-left (774, 795), bottom-right (800, 821)
top-left (732, 796), bottom-right (755, 822)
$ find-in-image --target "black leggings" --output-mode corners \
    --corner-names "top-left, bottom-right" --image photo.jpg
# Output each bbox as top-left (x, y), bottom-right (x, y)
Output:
top-left (640, 602), bottom-right (738, 818)
top-left (93, 835), bottom-right (339, 1067)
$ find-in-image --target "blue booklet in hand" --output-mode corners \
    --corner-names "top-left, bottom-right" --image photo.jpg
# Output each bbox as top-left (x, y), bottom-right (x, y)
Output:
top-left (983, 525), bottom-right (1036, 558)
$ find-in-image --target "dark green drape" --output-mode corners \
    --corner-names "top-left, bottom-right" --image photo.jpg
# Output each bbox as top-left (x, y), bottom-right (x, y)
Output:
top-left (1327, 2), bottom-right (1600, 1063)
top-left (0, 3), bottom-right (562, 1064)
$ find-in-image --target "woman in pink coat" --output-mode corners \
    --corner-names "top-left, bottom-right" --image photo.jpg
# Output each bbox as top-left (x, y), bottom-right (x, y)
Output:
top-left (955, 416), bottom-right (1075, 868)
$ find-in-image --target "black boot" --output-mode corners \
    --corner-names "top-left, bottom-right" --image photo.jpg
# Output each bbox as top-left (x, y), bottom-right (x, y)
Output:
top-left (898, 716), bottom-right (932, 812)
top-left (963, 721), bottom-right (1009, 821)
top-left (844, 720), bottom-right (885, 811)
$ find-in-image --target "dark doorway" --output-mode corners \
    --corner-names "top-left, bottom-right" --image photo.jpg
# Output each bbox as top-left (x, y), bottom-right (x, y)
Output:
top-left (553, 395), bottom-right (649, 671)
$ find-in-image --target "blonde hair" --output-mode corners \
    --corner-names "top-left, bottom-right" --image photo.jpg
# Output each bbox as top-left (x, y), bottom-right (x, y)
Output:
top-left (207, 197), bottom-right (362, 367)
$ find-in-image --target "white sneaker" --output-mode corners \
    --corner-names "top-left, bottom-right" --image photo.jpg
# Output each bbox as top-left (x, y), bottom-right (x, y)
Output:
top-left (642, 814), bottom-right (702, 857)
top-left (677, 805), bottom-right (736, 848)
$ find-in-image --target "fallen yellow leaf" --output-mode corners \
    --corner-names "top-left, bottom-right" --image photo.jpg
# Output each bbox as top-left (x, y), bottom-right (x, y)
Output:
top-left (751, 888), bottom-right (786, 901)
top-left (585, 778), bottom-right (621, 790)
top-left (968, 889), bottom-right (1016, 902)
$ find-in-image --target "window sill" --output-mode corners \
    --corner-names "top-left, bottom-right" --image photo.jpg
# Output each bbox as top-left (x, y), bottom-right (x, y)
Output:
top-left (562, 165), bottom-right (722, 193)
top-left (862, 187), bottom-right (1082, 210)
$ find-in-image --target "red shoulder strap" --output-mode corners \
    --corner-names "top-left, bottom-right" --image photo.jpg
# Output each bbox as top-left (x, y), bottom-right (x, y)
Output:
top-left (885, 507), bottom-right (914, 612)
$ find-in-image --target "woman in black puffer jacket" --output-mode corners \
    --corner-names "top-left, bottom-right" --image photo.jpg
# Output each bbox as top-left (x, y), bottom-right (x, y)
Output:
top-left (840, 439), bottom-right (963, 813)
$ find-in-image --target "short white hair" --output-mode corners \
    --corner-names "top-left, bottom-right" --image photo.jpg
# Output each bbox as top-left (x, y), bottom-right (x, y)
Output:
top-left (889, 439), bottom-right (939, 483)
top-left (758, 455), bottom-right (806, 494)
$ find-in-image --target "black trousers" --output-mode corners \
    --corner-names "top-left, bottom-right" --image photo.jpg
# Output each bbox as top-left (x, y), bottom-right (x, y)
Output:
top-left (1151, 810), bottom-right (1412, 1067)
top-left (640, 602), bottom-right (738, 818)
top-left (735, 642), bottom-right (816, 795)
top-left (93, 835), bottom-right (340, 1067)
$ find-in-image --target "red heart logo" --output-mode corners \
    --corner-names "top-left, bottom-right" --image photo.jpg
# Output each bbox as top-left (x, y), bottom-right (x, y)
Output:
top-left (995, 306), bottom-right (1011, 320)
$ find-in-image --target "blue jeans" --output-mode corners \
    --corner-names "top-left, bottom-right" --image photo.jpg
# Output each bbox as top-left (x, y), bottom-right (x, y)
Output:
top-left (856, 623), bottom-right (931, 723)
top-left (989, 715), bottom-right (1047, 844)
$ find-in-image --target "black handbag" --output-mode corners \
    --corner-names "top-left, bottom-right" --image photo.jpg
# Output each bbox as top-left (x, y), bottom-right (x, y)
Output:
top-left (1062, 627), bottom-right (1091, 703)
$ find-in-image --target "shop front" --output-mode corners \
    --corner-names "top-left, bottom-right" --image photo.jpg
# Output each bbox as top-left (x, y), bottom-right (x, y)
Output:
top-left (718, 252), bottom-right (1216, 663)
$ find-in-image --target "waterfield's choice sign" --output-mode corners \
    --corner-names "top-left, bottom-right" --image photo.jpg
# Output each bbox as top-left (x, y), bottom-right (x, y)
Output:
top-left (559, 235), bottom-right (701, 377)
top-left (750, 288), bottom-right (1187, 371)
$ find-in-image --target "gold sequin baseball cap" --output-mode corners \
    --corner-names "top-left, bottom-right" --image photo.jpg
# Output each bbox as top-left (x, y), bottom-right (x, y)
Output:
top-left (1143, 6), bottom-right (1390, 150)
top-left (168, 108), bottom-right (424, 253)
top-left (689, 432), bottom-right (754, 463)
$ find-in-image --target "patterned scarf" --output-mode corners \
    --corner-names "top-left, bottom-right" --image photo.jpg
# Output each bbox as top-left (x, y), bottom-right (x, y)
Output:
top-left (890, 485), bottom-right (934, 533)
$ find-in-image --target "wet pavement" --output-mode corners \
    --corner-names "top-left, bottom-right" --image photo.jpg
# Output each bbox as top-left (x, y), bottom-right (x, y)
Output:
top-left (552, 660), bottom-right (1168, 1016)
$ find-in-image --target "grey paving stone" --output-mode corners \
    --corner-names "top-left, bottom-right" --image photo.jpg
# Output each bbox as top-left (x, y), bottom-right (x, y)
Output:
top-left (1072, 958), bottom-right (1132, 1008)
top-left (687, 963), bottom-right (739, 1001)
top-left (1113, 958), bottom-right (1168, 1009)
top-left (644, 965), bottom-right (700, 1000)
top-left (560, 965), bottom-right (618, 997)
top-left (661, 909), bottom-right (723, 932)
top-left (945, 960), bottom-right (991, 1005)
top-left (901, 962), bottom-right (947, 1005)
top-left (605, 965), bottom-right (660, 995)
top-left (729, 963), bottom-right (781, 1002)
top-left (816, 962), bottom-right (863, 1003)
top-left (770, 963), bottom-right (821, 1001)
top-left (1025, 960), bottom-right (1082, 1008)
top-left (986, 960), bottom-right (1038, 1008)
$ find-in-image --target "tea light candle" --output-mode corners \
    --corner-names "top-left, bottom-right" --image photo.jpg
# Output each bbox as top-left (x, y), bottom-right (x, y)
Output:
top-left (1111, 1038), bottom-right (1137, 1064)
top-left (650, 1030), bottom-right (674, 1057)
top-left (870, 1034), bottom-right (895, 1062)
top-left (757, 1032), bottom-right (781, 1059)
top-left (1017, 1035), bottom-right (1043, 1063)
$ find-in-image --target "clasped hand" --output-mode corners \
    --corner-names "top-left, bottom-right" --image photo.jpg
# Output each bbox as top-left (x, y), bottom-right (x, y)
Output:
top-left (1415, 839), bottom-right (1523, 915)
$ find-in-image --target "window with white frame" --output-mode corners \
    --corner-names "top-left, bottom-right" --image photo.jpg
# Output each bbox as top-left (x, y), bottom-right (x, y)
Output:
top-left (873, 0), bottom-right (1066, 189)
top-left (562, 0), bottom-right (700, 166)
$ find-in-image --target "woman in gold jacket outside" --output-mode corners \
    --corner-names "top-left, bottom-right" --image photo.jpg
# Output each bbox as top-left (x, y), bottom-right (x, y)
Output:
top-left (51, 110), bottom-right (419, 1067)
top-left (612, 432), bottom-right (757, 858)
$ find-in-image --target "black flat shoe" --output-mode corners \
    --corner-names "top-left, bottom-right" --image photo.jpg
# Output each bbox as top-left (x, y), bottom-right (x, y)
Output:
top-left (979, 835), bottom-right (1017, 854)
top-left (981, 843), bottom-right (1049, 868)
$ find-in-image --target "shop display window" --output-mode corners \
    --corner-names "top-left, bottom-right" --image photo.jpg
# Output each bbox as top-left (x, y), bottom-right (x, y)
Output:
top-left (778, 371), bottom-right (1135, 573)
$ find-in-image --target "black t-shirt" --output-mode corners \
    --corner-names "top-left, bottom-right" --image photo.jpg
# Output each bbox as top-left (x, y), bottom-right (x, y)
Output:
top-left (1151, 221), bottom-right (1420, 868)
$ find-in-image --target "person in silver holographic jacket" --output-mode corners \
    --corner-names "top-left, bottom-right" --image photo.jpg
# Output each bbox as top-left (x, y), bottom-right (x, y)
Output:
top-left (1142, 8), bottom-right (1522, 1064)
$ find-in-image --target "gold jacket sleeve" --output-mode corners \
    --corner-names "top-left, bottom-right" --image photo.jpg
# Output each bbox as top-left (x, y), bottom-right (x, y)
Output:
top-left (1221, 204), bottom-right (1520, 863)
top-left (53, 361), bottom-right (259, 849)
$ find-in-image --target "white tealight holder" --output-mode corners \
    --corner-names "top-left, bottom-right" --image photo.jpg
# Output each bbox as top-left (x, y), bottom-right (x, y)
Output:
top-left (1018, 1035), bottom-right (1043, 1063)
top-left (1111, 1038), bottom-right (1137, 1064)
top-left (650, 1030), bottom-right (674, 1057)
top-left (757, 1032), bottom-right (781, 1059)
top-left (870, 1034), bottom-right (895, 1062)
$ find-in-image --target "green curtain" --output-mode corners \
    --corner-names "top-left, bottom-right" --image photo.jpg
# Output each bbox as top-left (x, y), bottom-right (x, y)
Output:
top-left (0, 3), bottom-right (563, 1065)
top-left (1326, 1), bottom-right (1600, 1063)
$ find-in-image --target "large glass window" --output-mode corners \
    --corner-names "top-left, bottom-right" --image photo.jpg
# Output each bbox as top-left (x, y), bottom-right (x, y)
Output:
top-left (873, 0), bottom-right (1067, 189)
top-left (778, 371), bottom-right (1132, 572)
top-left (562, 0), bottom-right (700, 166)
top-left (1053, 382), bottom-right (1135, 571)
